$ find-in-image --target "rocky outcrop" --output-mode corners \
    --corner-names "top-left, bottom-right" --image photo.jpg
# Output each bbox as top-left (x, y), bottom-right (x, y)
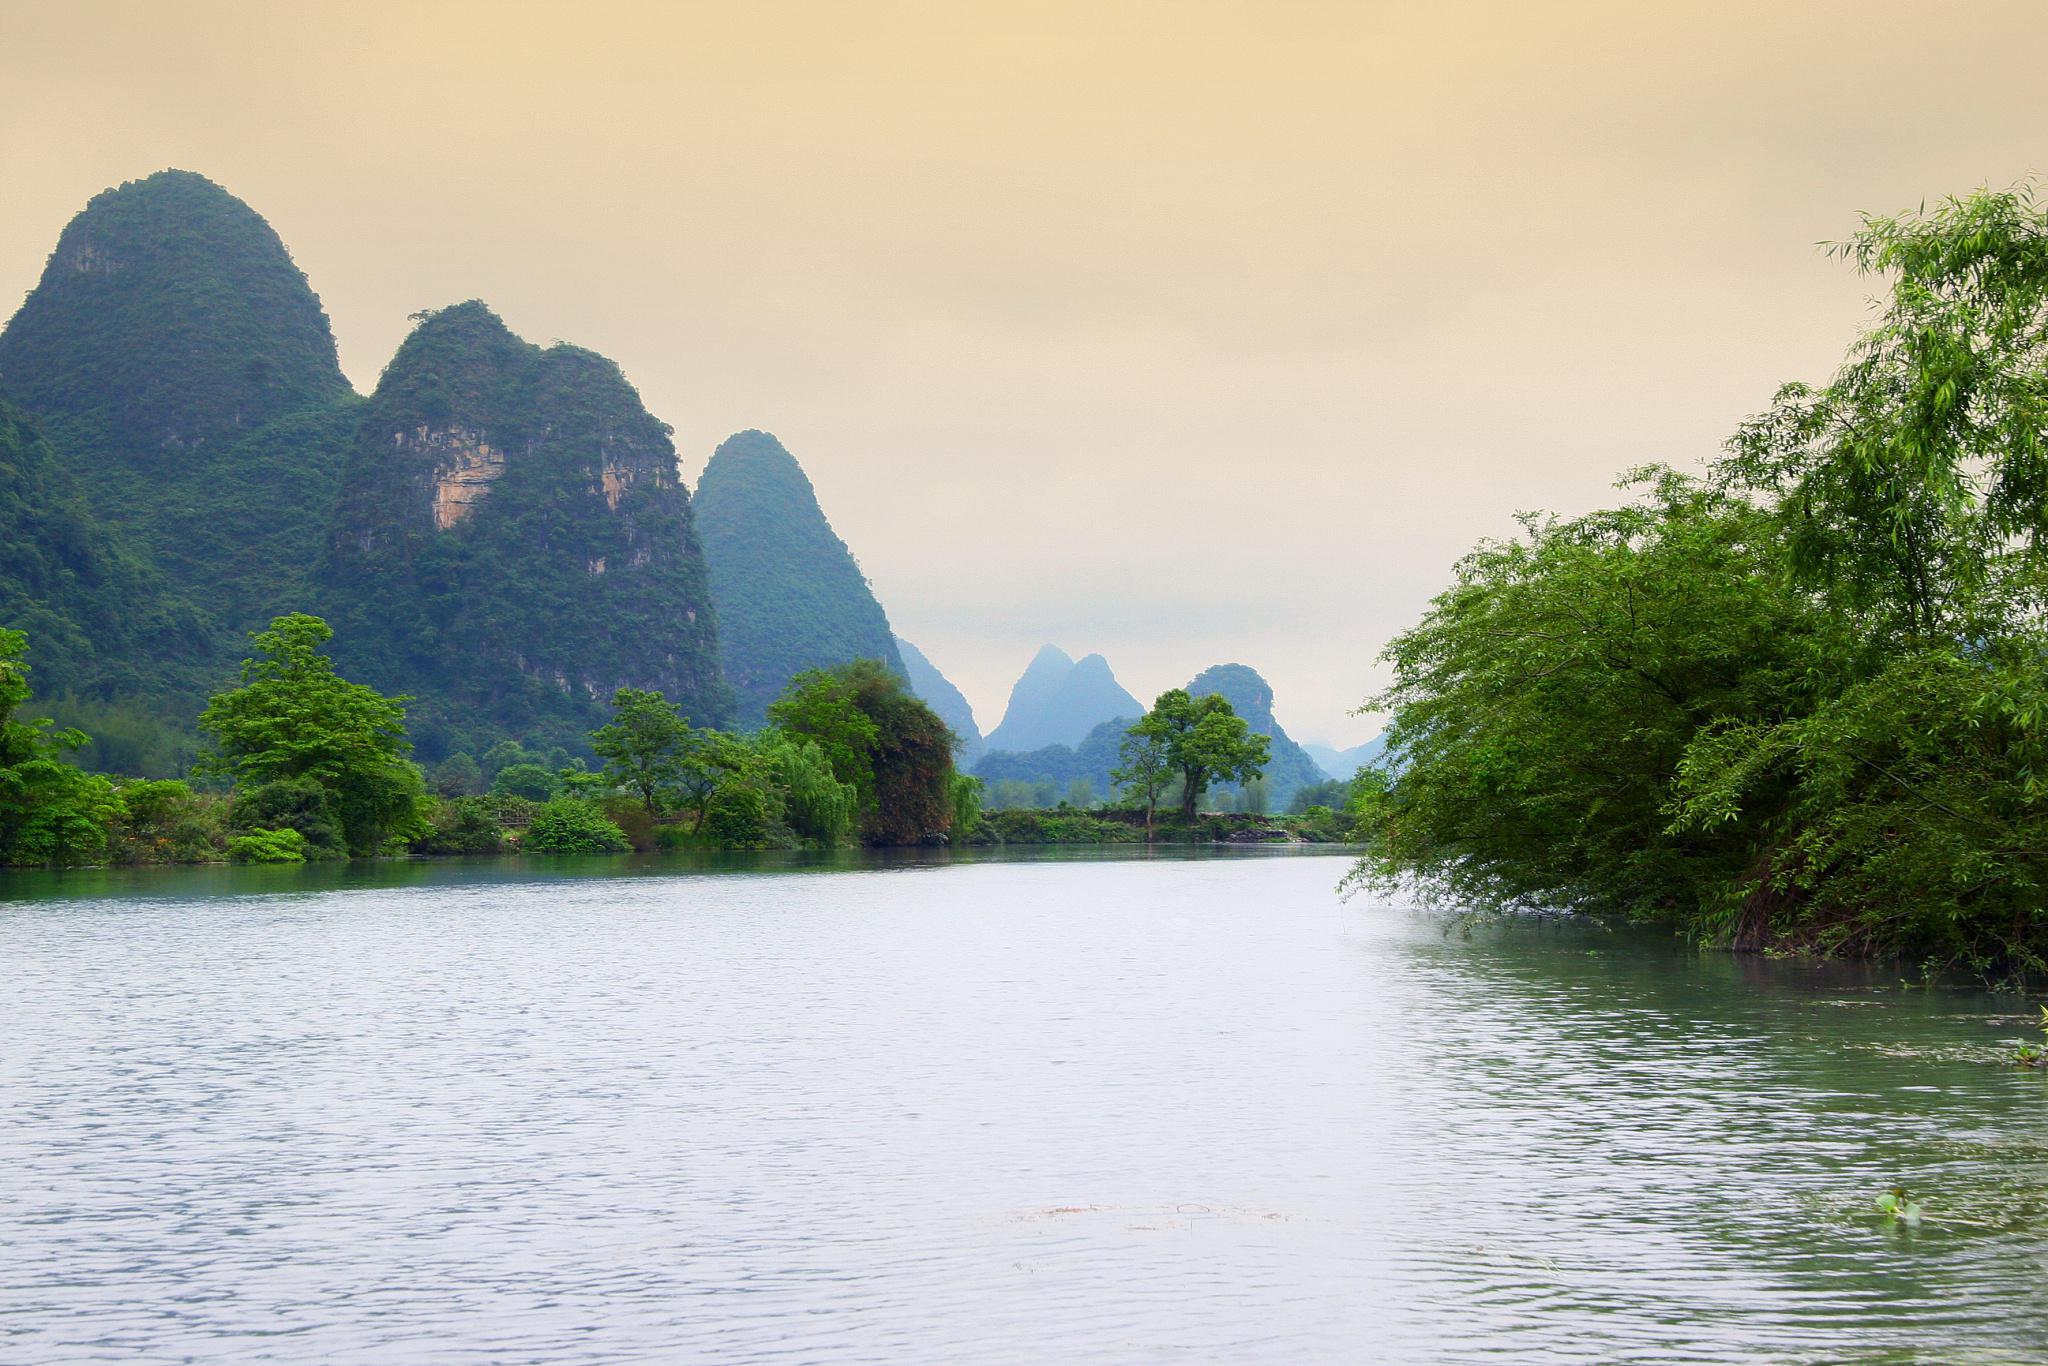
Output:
top-left (318, 301), bottom-right (729, 758)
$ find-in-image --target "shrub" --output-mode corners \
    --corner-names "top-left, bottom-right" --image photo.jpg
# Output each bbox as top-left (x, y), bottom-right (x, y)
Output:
top-left (412, 795), bottom-right (507, 855)
top-left (113, 778), bottom-right (228, 863)
top-left (523, 797), bottom-right (629, 854)
top-left (232, 775), bottom-right (347, 859)
top-left (227, 826), bottom-right (307, 863)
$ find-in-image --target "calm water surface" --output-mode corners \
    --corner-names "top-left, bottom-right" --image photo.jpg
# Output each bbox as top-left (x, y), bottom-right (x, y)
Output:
top-left (3, 849), bottom-right (2046, 1363)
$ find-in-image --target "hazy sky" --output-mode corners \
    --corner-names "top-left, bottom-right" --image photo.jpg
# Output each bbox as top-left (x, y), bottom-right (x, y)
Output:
top-left (4, 2), bottom-right (2044, 743)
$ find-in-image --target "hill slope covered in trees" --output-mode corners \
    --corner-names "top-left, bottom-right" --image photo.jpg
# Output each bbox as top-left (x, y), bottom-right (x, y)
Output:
top-left (318, 301), bottom-right (729, 760)
top-left (693, 430), bottom-right (904, 723)
top-left (0, 169), bottom-right (361, 666)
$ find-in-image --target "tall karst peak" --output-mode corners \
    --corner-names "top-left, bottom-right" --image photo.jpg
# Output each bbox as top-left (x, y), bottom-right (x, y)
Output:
top-left (0, 169), bottom-right (361, 708)
top-left (0, 168), bottom-right (349, 453)
top-left (318, 303), bottom-right (728, 757)
top-left (693, 429), bottom-right (906, 724)
top-left (1186, 662), bottom-right (1325, 804)
top-left (984, 645), bottom-right (1141, 754)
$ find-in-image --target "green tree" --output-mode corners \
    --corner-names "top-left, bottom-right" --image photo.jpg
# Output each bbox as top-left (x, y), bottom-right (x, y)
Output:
top-left (590, 687), bottom-right (697, 813)
top-left (1132, 689), bottom-right (1269, 825)
top-left (769, 660), bottom-right (953, 845)
top-left (675, 731), bottom-right (746, 834)
top-left (491, 763), bottom-right (561, 801)
top-left (197, 613), bottom-right (429, 856)
top-left (431, 752), bottom-right (483, 796)
top-left (949, 772), bottom-right (984, 842)
top-left (768, 668), bottom-right (879, 810)
top-left (1112, 724), bottom-right (1173, 838)
top-left (0, 628), bottom-right (122, 866)
top-left (1722, 186), bottom-right (2048, 646)
top-left (756, 730), bottom-right (857, 845)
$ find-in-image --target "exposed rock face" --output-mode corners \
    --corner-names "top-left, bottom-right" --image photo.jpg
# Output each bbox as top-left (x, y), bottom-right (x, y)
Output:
top-left (1186, 662), bottom-right (1327, 805)
top-left (319, 301), bottom-right (730, 758)
top-left (692, 430), bottom-right (905, 723)
top-left (420, 428), bottom-right (507, 529)
top-left (983, 645), bottom-right (1143, 754)
top-left (896, 635), bottom-right (983, 764)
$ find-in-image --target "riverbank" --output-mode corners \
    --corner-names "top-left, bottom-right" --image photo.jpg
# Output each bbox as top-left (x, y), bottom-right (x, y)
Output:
top-left (965, 806), bottom-right (1350, 846)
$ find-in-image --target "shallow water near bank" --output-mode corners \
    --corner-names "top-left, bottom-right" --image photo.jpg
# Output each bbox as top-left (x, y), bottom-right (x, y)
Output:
top-left (3, 849), bottom-right (2045, 1363)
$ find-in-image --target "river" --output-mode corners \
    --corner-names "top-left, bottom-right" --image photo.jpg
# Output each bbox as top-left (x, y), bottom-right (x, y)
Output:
top-left (3, 848), bottom-right (2044, 1363)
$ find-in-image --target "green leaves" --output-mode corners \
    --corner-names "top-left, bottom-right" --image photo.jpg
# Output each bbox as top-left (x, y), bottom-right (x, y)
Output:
top-left (197, 613), bottom-right (428, 857)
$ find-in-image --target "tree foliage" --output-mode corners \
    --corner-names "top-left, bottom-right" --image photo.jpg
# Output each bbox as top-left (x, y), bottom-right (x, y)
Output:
top-left (197, 613), bottom-right (429, 856)
top-left (1128, 689), bottom-right (1270, 824)
top-left (1360, 185), bottom-right (2048, 978)
top-left (0, 627), bottom-right (122, 866)
top-left (770, 659), bottom-right (954, 844)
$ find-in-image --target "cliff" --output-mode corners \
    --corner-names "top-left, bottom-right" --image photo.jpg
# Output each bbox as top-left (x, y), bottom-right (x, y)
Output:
top-left (318, 301), bottom-right (729, 759)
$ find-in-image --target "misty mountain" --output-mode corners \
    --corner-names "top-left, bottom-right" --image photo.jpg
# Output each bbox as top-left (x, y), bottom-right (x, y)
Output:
top-left (896, 636), bottom-right (983, 764)
top-left (982, 645), bottom-right (1142, 754)
top-left (1304, 734), bottom-right (1389, 781)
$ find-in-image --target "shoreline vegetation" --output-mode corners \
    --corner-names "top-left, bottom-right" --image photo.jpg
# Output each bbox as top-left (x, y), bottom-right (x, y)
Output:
top-left (1349, 186), bottom-right (2048, 986)
top-left (1, 611), bottom-right (1330, 871)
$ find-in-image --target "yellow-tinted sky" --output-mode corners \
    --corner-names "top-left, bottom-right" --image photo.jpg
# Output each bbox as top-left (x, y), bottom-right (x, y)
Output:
top-left (4, 1), bottom-right (2043, 743)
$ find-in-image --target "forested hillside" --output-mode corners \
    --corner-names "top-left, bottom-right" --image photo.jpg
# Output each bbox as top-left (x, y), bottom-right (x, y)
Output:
top-left (318, 301), bottom-right (729, 760)
top-left (0, 170), bottom-right (360, 659)
top-left (693, 430), bottom-right (904, 723)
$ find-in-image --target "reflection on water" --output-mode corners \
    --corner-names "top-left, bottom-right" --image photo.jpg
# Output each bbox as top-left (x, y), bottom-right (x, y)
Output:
top-left (3, 851), bottom-right (2044, 1363)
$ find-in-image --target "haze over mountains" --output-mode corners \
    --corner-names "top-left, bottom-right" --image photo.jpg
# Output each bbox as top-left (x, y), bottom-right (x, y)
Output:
top-left (982, 645), bottom-right (1143, 754)
top-left (0, 168), bottom-right (1370, 769)
top-left (970, 657), bottom-right (1346, 808)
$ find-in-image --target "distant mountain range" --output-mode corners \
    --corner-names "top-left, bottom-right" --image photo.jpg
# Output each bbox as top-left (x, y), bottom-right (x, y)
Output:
top-left (983, 645), bottom-right (1143, 753)
top-left (973, 658), bottom-right (1331, 807)
top-left (0, 168), bottom-right (1360, 778)
top-left (1303, 735), bottom-right (1389, 780)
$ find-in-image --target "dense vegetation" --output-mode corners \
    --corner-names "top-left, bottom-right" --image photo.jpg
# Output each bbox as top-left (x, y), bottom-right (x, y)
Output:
top-left (692, 431), bottom-right (905, 723)
top-left (1354, 187), bottom-right (2048, 980)
top-left (1186, 664), bottom-right (1326, 807)
top-left (0, 169), bottom-right (361, 737)
top-left (0, 609), bottom-right (969, 866)
top-left (318, 301), bottom-right (730, 760)
top-left (896, 635), bottom-right (984, 764)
